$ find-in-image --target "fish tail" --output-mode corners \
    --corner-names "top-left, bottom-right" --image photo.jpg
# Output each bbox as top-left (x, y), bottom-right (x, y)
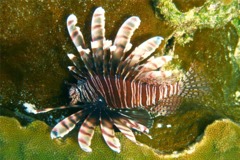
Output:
top-left (179, 64), bottom-right (209, 99)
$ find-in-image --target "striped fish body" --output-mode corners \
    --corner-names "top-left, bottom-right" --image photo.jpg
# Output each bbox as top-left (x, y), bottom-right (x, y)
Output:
top-left (72, 75), bottom-right (182, 113)
top-left (24, 7), bottom-right (208, 153)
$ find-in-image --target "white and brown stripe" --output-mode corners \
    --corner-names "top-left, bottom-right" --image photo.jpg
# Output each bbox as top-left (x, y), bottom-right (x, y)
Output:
top-left (90, 7), bottom-right (106, 74)
top-left (23, 7), bottom-right (209, 154)
top-left (78, 112), bottom-right (97, 152)
top-left (111, 118), bottom-right (136, 143)
top-left (114, 16), bottom-right (140, 55)
top-left (91, 7), bottom-right (105, 42)
top-left (111, 16), bottom-right (140, 75)
top-left (100, 112), bottom-right (121, 153)
top-left (51, 110), bottom-right (85, 139)
top-left (74, 74), bottom-right (181, 112)
top-left (67, 14), bottom-right (86, 49)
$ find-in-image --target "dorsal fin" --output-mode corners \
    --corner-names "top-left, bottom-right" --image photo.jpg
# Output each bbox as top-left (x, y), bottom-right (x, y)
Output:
top-left (123, 55), bottom-right (172, 81)
top-left (68, 65), bottom-right (87, 79)
top-left (140, 56), bottom-right (172, 72)
top-left (123, 37), bottom-right (163, 69)
top-left (132, 56), bottom-right (173, 80)
top-left (67, 14), bottom-right (95, 76)
top-left (67, 14), bottom-right (86, 49)
top-left (90, 7), bottom-right (105, 74)
top-left (120, 36), bottom-right (163, 78)
top-left (110, 16), bottom-right (141, 75)
top-left (67, 53), bottom-right (94, 76)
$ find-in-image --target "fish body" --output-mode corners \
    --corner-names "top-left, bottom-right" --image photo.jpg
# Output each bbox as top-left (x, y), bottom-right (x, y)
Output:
top-left (69, 74), bottom-right (182, 114)
top-left (24, 7), bottom-right (207, 153)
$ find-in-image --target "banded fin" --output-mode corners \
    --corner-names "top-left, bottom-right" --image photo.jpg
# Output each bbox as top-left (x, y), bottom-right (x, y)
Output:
top-left (66, 15), bottom-right (91, 64)
top-left (179, 65), bottom-right (209, 98)
top-left (78, 109), bottom-right (98, 152)
top-left (91, 7), bottom-right (105, 42)
top-left (127, 119), bottom-right (150, 137)
top-left (117, 109), bottom-right (153, 129)
top-left (67, 54), bottom-right (82, 71)
top-left (124, 37), bottom-right (163, 68)
top-left (67, 14), bottom-right (94, 76)
top-left (68, 66), bottom-right (87, 78)
top-left (120, 36), bottom-right (163, 77)
top-left (51, 110), bottom-right (86, 139)
top-left (100, 110), bottom-right (121, 153)
top-left (67, 14), bottom-right (86, 49)
top-left (151, 64), bottom-right (209, 117)
top-left (23, 103), bottom-right (84, 114)
top-left (140, 56), bottom-right (172, 72)
top-left (67, 66), bottom-right (88, 85)
top-left (91, 7), bottom-right (105, 74)
top-left (112, 112), bottom-right (150, 134)
top-left (114, 16), bottom-right (140, 56)
top-left (127, 56), bottom-right (172, 80)
top-left (111, 16), bottom-right (141, 75)
top-left (150, 95), bottom-right (182, 116)
top-left (111, 118), bottom-right (137, 143)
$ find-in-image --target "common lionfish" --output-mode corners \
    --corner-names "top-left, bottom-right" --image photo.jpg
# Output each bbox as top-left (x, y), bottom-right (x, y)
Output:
top-left (24, 7), bottom-right (207, 153)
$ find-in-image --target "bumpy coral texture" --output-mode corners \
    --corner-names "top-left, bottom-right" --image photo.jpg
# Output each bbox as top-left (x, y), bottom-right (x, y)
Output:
top-left (0, 116), bottom-right (240, 159)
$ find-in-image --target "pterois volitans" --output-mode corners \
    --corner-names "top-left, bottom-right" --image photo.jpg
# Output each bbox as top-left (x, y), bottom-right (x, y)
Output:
top-left (24, 7), bottom-right (207, 153)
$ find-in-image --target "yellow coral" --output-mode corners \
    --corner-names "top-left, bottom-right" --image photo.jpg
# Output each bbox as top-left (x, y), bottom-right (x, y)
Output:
top-left (0, 116), bottom-right (239, 159)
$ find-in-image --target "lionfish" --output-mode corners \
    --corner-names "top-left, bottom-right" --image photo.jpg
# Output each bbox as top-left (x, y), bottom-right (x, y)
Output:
top-left (24, 7), bottom-right (207, 153)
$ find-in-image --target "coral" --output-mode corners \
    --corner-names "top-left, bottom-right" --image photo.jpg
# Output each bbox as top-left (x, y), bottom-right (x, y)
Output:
top-left (0, 116), bottom-right (160, 160)
top-left (0, 116), bottom-right (239, 159)
top-left (153, 0), bottom-right (240, 122)
top-left (153, 0), bottom-right (238, 44)
top-left (176, 119), bottom-right (240, 159)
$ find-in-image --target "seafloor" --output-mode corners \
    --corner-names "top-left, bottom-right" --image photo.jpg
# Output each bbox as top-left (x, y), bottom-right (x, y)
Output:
top-left (0, 0), bottom-right (239, 159)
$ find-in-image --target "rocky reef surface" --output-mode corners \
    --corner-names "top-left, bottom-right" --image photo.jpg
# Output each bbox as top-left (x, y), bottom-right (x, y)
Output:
top-left (0, 0), bottom-right (239, 159)
top-left (0, 116), bottom-right (239, 159)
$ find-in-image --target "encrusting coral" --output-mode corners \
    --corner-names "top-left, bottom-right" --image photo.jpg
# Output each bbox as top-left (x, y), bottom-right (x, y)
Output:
top-left (0, 116), bottom-right (239, 159)
top-left (0, 116), bottom-right (160, 160)
top-left (153, 0), bottom-right (238, 45)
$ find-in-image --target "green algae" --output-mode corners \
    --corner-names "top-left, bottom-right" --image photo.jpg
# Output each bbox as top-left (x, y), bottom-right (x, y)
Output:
top-left (172, 0), bottom-right (207, 12)
top-left (153, 0), bottom-right (238, 45)
top-left (0, 0), bottom-right (239, 157)
top-left (0, 116), bottom-right (239, 159)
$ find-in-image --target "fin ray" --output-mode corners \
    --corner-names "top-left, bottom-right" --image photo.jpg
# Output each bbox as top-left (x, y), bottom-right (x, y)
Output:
top-left (100, 110), bottom-right (121, 153)
top-left (179, 64), bottom-right (209, 99)
top-left (91, 7), bottom-right (106, 74)
top-left (78, 109), bottom-right (98, 152)
top-left (110, 16), bottom-right (141, 75)
top-left (51, 110), bottom-right (86, 139)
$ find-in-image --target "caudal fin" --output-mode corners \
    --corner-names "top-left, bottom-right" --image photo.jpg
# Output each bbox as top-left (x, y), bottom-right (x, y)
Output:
top-left (179, 64), bottom-right (209, 99)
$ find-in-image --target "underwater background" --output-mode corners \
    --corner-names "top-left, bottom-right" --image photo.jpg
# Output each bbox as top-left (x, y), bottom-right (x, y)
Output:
top-left (0, 0), bottom-right (239, 159)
